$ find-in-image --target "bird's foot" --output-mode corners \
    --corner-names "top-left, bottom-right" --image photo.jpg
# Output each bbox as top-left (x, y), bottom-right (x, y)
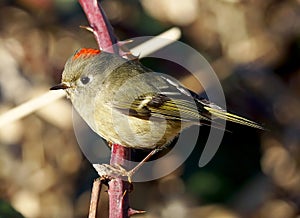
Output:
top-left (92, 148), bottom-right (160, 183)
top-left (93, 164), bottom-right (133, 182)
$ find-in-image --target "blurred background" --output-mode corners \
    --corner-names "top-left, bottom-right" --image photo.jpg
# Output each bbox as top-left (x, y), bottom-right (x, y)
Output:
top-left (0, 0), bottom-right (300, 217)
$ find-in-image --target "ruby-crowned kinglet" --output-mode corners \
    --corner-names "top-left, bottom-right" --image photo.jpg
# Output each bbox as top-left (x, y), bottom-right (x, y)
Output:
top-left (51, 48), bottom-right (262, 149)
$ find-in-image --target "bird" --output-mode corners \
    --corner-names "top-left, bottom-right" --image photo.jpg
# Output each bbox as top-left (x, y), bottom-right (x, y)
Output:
top-left (51, 48), bottom-right (263, 179)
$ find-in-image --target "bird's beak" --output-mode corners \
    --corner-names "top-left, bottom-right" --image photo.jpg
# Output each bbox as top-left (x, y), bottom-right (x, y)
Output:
top-left (50, 82), bottom-right (70, 90)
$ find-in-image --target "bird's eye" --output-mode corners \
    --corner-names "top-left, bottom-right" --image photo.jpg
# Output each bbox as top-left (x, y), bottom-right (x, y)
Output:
top-left (80, 76), bottom-right (91, 85)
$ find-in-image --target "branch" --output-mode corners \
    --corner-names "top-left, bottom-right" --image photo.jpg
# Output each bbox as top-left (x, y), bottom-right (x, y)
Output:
top-left (108, 144), bottom-right (130, 218)
top-left (0, 90), bottom-right (66, 128)
top-left (78, 1), bottom-right (131, 217)
top-left (88, 179), bottom-right (102, 218)
top-left (78, 0), bottom-right (119, 53)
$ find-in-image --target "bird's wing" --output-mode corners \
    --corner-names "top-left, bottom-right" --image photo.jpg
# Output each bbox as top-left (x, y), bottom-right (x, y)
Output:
top-left (112, 73), bottom-right (263, 129)
top-left (112, 73), bottom-right (208, 123)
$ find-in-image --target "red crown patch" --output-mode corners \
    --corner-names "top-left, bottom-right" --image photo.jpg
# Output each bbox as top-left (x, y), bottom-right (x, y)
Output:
top-left (73, 48), bottom-right (101, 60)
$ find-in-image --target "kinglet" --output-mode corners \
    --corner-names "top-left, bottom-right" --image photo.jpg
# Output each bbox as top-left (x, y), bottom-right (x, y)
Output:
top-left (51, 48), bottom-right (263, 149)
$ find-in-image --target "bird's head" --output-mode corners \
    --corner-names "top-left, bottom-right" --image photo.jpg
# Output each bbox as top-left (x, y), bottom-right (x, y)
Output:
top-left (50, 48), bottom-right (104, 99)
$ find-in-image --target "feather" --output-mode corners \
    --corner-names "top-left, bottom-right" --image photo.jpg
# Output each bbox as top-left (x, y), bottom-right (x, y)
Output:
top-left (108, 63), bottom-right (263, 130)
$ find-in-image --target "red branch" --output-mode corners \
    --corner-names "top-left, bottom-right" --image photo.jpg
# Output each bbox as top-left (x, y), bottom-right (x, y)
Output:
top-left (78, 0), bottom-right (118, 53)
top-left (78, 0), bottom-right (132, 217)
top-left (109, 144), bottom-right (131, 218)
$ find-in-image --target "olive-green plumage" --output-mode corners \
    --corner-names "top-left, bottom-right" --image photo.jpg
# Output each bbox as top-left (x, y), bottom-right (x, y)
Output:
top-left (51, 48), bottom-right (263, 149)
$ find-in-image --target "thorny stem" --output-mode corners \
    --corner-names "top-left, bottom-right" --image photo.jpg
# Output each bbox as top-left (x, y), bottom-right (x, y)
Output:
top-left (78, 0), bottom-right (119, 54)
top-left (109, 144), bottom-right (131, 218)
top-left (78, 0), bottom-right (132, 217)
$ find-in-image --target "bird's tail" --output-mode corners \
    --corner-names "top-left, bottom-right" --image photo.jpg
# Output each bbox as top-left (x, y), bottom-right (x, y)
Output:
top-left (196, 98), bottom-right (264, 130)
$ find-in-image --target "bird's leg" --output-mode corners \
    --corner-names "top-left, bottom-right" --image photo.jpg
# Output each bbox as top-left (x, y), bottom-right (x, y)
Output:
top-left (93, 148), bottom-right (160, 182)
top-left (126, 148), bottom-right (160, 182)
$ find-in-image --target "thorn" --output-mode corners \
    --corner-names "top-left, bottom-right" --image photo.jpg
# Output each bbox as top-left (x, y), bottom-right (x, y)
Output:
top-left (79, 25), bottom-right (94, 33)
top-left (122, 190), bottom-right (127, 199)
top-left (118, 39), bottom-right (133, 46)
top-left (128, 208), bottom-right (146, 217)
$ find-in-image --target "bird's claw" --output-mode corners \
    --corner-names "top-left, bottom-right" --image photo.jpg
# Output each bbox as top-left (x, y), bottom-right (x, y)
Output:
top-left (93, 164), bottom-right (133, 183)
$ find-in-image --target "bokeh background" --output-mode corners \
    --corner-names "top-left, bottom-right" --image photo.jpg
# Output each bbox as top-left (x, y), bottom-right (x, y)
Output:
top-left (0, 0), bottom-right (300, 217)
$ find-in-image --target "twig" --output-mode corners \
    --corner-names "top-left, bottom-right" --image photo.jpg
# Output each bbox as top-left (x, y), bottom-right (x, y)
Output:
top-left (88, 179), bottom-right (102, 218)
top-left (131, 27), bottom-right (181, 58)
top-left (0, 90), bottom-right (66, 128)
